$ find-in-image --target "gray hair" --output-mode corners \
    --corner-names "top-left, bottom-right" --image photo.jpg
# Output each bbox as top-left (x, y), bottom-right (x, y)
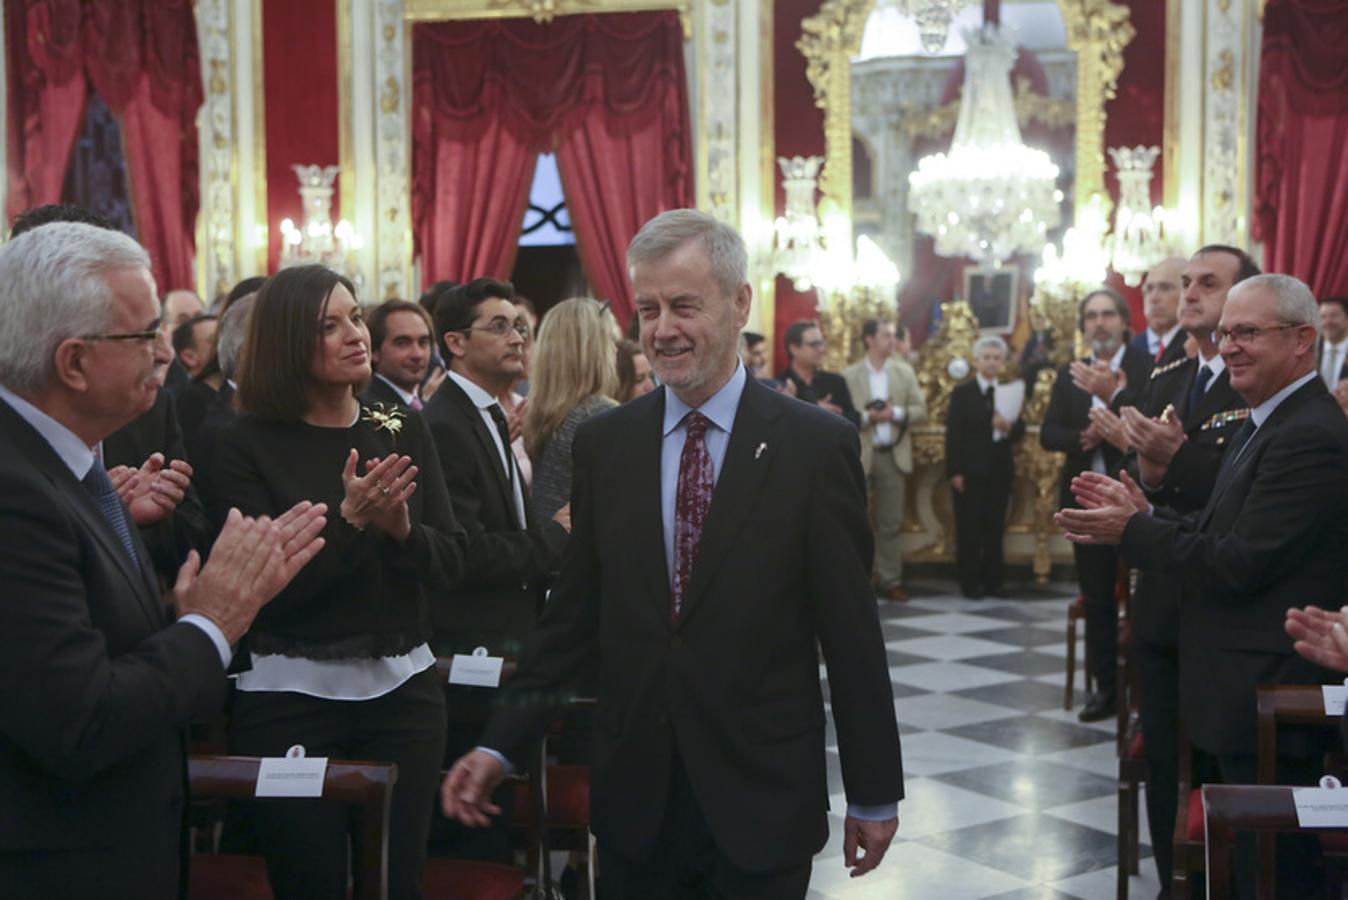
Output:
top-left (1230, 273), bottom-right (1320, 337)
top-left (0, 222), bottom-right (151, 393)
top-left (974, 335), bottom-right (1009, 356)
top-left (217, 292), bottom-right (257, 380)
top-left (627, 209), bottom-right (747, 298)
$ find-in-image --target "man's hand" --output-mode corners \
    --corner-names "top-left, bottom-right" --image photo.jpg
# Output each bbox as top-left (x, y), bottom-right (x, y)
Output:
top-left (552, 502), bottom-right (572, 533)
top-left (1286, 605), bottom-right (1348, 672)
top-left (504, 397), bottom-right (527, 444)
top-left (1072, 470), bottom-right (1149, 515)
top-left (867, 401), bottom-right (892, 424)
top-left (1079, 422), bottom-right (1104, 452)
top-left (422, 366), bottom-right (447, 402)
top-left (817, 393), bottom-right (844, 416)
top-left (1069, 360), bottom-right (1120, 403)
top-left (1087, 407), bottom-right (1128, 452)
top-left (441, 750), bottom-right (507, 826)
top-left (1121, 406), bottom-right (1185, 464)
top-left (991, 412), bottom-right (1011, 433)
top-left (950, 475), bottom-right (966, 493)
top-left (843, 816), bottom-right (898, 878)
top-left (175, 503), bottom-right (328, 645)
top-left (120, 453), bottom-right (194, 526)
top-left (1054, 471), bottom-right (1140, 545)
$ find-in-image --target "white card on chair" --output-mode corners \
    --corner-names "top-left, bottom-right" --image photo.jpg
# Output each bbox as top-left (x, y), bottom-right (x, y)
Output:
top-left (255, 744), bottom-right (328, 798)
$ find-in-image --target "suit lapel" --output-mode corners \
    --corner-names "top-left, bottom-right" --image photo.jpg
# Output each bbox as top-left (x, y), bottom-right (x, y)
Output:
top-left (630, 390), bottom-right (673, 615)
top-left (445, 378), bottom-right (518, 526)
top-left (676, 379), bottom-right (782, 627)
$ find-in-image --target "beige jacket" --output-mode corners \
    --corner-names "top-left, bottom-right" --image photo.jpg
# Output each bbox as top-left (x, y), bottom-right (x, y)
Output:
top-left (843, 356), bottom-right (928, 475)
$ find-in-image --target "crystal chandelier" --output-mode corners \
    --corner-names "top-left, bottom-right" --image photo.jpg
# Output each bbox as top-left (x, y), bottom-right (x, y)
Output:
top-left (884, 0), bottom-right (974, 54)
top-left (279, 164), bottom-right (365, 288)
top-left (908, 25), bottom-right (1063, 269)
top-left (771, 156), bottom-right (827, 292)
top-left (1107, 146), bottom-right (1179, 287)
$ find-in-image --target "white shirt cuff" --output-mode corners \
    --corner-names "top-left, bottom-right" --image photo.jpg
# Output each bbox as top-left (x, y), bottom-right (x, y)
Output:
top-left (847, 802), bottom-right (898, 821)
top-left (476, 745), bottom-right (516, 776)
top-left (179, 614), bottom-right (233, 670)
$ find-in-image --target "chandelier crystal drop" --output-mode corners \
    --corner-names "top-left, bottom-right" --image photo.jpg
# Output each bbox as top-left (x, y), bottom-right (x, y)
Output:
top-left (908, 25), bottom-right (1063, 268)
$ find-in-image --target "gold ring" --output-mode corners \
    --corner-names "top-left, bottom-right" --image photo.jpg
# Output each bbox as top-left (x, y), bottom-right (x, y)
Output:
top-left (379, 485), bottom-right (390, 497)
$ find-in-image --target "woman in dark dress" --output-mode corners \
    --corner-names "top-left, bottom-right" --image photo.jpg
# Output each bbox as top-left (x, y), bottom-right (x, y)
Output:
top-left (211, 264), bottom-right (466, 899)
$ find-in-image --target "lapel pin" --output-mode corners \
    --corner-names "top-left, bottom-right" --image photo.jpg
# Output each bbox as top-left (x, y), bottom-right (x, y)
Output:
top-left (755, 442), bottom-right (767, 460)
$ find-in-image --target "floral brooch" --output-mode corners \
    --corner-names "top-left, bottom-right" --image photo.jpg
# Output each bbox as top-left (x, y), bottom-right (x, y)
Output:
top-left (361, 403), bottom-right (405, 439)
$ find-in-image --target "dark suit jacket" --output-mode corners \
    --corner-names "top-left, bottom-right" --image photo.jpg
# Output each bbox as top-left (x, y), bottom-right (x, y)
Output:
top-left (103, 389), bottom-right (214, 577)
top-left (422, 376), bottom-right (565, 663)
top-left (1129, 357), bottom-right (1248, 647)
top-left (0, 401), bottom-right (228, 898)
top-left (777, 367), bottom-right (862, 429)
top-left (479, 377), bottom-right (903, 872)
top-left (945, 379), bottom-right (1025, 486)
top-left (1121, 378), bottom-right (1348, 755)
top-left (360, 374), bottom-right (414, 411)
top-left (1040, 345), bottom-right (1154, 507)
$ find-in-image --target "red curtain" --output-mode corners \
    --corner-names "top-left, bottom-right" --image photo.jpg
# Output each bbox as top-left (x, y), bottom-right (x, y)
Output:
top-left (1254, 0), bottom-right (1348, 297)
top-left (6, 0), bottom-right (203, 291)
top-left (411, 12), bottom-right (692, 324)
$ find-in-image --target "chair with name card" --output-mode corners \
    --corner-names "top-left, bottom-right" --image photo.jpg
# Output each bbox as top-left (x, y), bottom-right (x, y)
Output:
top-left (186, 755), bottom-right (397, 900)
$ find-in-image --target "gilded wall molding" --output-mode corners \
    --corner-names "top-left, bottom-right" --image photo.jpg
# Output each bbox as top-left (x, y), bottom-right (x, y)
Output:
top-left (698, 0), bottom-right (738, 222)
top-left (404, 0), bottom-right (693, 37)
top-left (1200, 0), bottom-right (1247, 246)
top-left (373, 0), bottom-right (411, 300)
top-left (196, 0), bottom-right (238, 299)
top-left (800, 0), bottom-right (1133, 227)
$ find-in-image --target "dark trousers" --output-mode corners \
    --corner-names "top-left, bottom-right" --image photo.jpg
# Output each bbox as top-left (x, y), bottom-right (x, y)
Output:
top-left (427, 693), bottom-right (516, 863)
top-left (1134, 638), bottom-right (1178, 889)
top-left (229, 667), bottom-right (447, 900)
top-left (1213, 752), bottom-right (1324, 900)
top-left (1074, 541), bottom-right (1119, 697)
top-left (952, 471), bottom-right (1011, 595)
top-left (599, 750), bottom-right (812, 900)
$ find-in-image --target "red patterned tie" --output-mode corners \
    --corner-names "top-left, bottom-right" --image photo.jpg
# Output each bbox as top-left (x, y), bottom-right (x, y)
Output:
top-left (672, 412), bottom-right (714, 620)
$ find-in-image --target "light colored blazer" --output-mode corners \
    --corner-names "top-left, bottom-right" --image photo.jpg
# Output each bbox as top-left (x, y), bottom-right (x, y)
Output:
top-left (844, 356), bottom-right (928, 475)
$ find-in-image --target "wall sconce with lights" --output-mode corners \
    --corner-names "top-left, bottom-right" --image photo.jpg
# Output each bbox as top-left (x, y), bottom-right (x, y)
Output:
top-left (279, 164), bottom-right (366, 289)
top-left (1107, 146), bottom-right (1181, 287)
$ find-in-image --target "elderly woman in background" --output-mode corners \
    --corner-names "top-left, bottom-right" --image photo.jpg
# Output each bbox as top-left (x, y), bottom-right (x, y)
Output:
top-left (210, 264), bottom-right (466, 899)
top-left (615, 338), bottom-right (655, 403)
top-left (525, 297), bottom-right (619, 522)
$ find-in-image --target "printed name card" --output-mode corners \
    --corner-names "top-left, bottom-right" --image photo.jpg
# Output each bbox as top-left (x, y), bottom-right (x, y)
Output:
top-left (255, 745), bottom-right (328, 798)
top-left (1294, 777), bottom-right (1348, 829)
top-left (1322, 680), bottom-right (1348, 716)
top-left (448, 646), bottom-right (504, 688)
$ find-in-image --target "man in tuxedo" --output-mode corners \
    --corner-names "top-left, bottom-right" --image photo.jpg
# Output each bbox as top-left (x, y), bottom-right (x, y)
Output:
top-left (362, 299), bottom-right (441, 411)
top-left (946, 336), bottom-right (1025, 599)
top-left (844, 319), bottom-right (928, 601)
top-left (778, 320), bottom-right (862, 428)
top-left (1041, 288), bottom-right (1153, 723)
top-left (1315, 295), bottom-right (1348, 390)
top-left (1114, 245), bottom-right (1257, 889)
top-left (441, 210), bottom-right (903, 898)
top-left (1129, 257), bottom-right (1186, 364)
top-left (422, 279), bottom-right (569, 859)
top-left (1058, 274), bottom-right (1348, 897)
top-left (0, 223), bottom-right (326, 898)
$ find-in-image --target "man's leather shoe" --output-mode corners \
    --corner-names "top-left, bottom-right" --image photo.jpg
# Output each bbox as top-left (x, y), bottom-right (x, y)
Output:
top-left (883, 584), bottom-right (909, 602)
top-left (1077, 693), bottom-right (1116, 723)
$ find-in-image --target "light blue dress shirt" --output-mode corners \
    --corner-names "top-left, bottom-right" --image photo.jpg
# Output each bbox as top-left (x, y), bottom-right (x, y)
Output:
top-left (0, 384), bottom-right (232, 668)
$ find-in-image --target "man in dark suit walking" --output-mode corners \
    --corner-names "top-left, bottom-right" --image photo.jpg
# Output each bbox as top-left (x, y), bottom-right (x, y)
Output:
top-left (441, 210), bottom-right (903, 898)
top-left (945, 335), bottom-right (1025, 599)
top-left (1059, 273), bottom-right (1348, 897)
top-left (0, 223), bottom-right (326, 898)
top-left (1041, 287), bottom-right (1154, 722)
top-left (422, 280), bottom-right (570, 859)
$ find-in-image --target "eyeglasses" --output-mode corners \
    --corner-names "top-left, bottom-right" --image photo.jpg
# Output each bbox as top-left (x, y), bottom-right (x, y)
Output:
top-left (803, 339), bottom-right (827, 349)
top-left (81, 328), bottom-right (164, 344)
top-left (1214, 322), bottom-right (1304, 345)
top-left (461, 320), bottom-right (530, 339)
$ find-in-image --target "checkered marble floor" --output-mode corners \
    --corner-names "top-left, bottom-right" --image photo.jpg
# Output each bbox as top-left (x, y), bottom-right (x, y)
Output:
top-left (809, 582), bottom-right (1162, 899)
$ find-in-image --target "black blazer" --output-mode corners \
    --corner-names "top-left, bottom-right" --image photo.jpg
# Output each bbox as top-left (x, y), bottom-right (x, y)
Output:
top-left (103, 389), bottom-right (214, 577)
top-left (1040, 345), bottom-right (1154, 507)
top-left (360, 374), bottom-right (414, 411)
top-left (478, 377), bottom-right (903, 872)
top-left (777, 367), bottom-right (862, 429)
top-left (0, 401), bottom-right (227, 897)
top-left (1121, 378), bottom-right (1348, 755)
top-left (945, 379), bottom-right (1025, 484)
top-left (422, 375), bottom-right (565, 661)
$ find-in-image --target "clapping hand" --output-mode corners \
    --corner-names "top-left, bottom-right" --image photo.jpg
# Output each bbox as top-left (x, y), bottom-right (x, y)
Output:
top-left (175, 502), bottom-right (328, 645)
top-left (1286, 605), bottom-right (1348, 672)
top-left (339, 450), bottom-right (417, 541)
top-left (817, 393), bottom-right (844, 416)
top-left (1053, 471), bottom-right (1147, 545)
top-left (504, 396), bottom-right (527, 444)
top-left (110, 453), bottom-right (194, 526)
top-left (1087, 407), bottom-right (1129, 451)
top-left (1069, 360), bottom-right (1122, 403)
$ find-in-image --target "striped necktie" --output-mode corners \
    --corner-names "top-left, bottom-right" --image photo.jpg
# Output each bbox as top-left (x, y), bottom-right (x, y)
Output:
top-left (82, 458), bottom-right (141, 567)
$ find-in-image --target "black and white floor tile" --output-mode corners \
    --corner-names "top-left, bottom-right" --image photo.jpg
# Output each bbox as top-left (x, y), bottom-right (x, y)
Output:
top-left (809, 582), bottom-right (1161, 899)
